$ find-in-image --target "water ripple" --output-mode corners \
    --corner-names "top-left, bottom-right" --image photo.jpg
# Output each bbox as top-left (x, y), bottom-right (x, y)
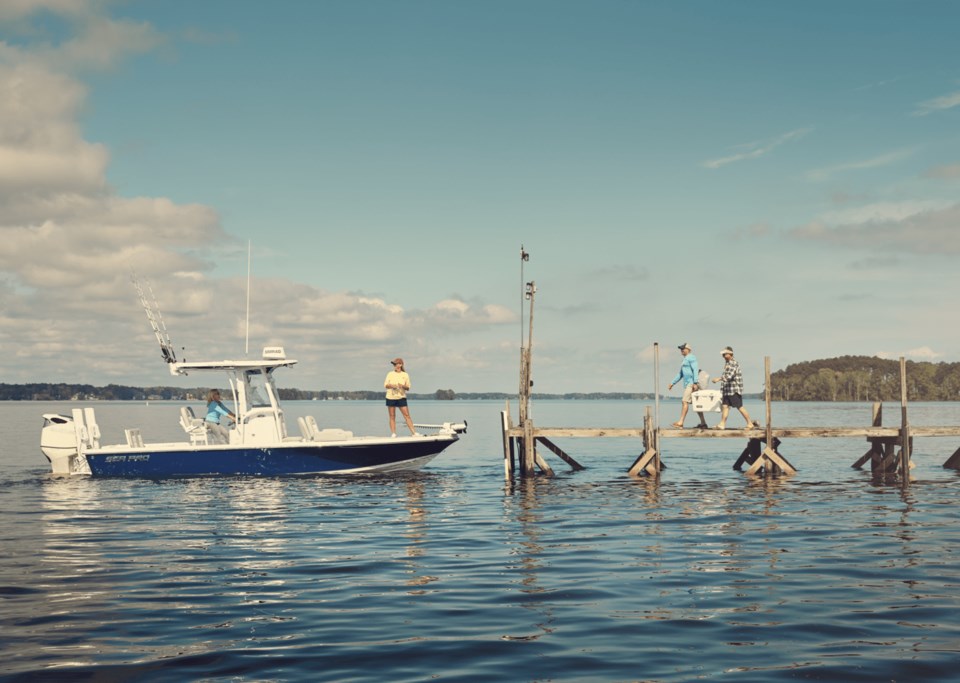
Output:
top-left (4, 401), bottom-right (960, 680)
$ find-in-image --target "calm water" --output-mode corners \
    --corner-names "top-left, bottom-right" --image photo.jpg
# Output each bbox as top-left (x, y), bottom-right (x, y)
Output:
top-left (2, 399), bottom-right (960, 682)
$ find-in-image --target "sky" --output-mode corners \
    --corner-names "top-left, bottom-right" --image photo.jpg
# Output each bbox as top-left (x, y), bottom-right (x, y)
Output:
top-left (1, 0), bottom-right (959, 395)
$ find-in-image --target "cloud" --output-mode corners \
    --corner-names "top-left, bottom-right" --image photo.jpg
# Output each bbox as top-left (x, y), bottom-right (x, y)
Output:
top-left (0, 65), bottom-right (108, 199)
top-left (0, 5), bottom-right (162, 72)
top-left (853, 76), bottom-right (902, 92)
top-left (789, 200), bottom-right (960, 254)
top-left (806, 148), bottom-right (915, 182)
top-left (635, 344), bottom-right (658, 362)
top-left (815, 200), bottom-right (949, 226)
top-left (0, 1), bottom-right (90, 22)
top-left (0, 4), bottom-right (515, 387)
top-left (922, 164), bottom-right (960, 179)
top-left (701, 127), bottom-right (811, 169)
top-left (418, 298), bottom-right (515, 330)
top-left (913, 89), bottom-right (960, 116)
top-left (876, 346), bottom-right (942, 361)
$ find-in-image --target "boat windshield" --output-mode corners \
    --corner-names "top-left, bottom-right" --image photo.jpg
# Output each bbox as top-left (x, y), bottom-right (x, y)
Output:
top-left (246, 370), bottom-right (272, 408)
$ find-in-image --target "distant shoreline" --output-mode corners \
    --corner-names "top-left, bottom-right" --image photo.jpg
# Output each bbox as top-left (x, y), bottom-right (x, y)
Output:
top-left (0, 383), bottom-right (761, 401)
top-left (0, 383), bottom-right (847, 402)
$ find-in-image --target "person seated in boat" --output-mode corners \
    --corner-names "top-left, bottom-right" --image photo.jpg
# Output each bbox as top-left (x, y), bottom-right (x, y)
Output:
top-left (205, 389), bottom-right (236, 443)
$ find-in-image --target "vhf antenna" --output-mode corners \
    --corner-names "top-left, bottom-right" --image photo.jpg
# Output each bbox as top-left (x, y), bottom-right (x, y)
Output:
top-left (132, 273), bottom-right (178, 364)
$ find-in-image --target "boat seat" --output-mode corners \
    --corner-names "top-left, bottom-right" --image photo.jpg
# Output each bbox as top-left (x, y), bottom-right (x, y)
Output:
top-left (72, 408), bottom-right (91, 451)
top-left (300, 416), bottom-right (352, 441)
top-left (179, 406), bottom-right (208, 446)
top-left (70, 407), bottom-right (101, 451)
top-left (84, 407), bottom-right (101, 449)
top-left (124, 428), bottom-right (144, 447)
top-left (313, 428), bottom-right (354, 442)
top-left (297, 416), bottom-right (312, 440)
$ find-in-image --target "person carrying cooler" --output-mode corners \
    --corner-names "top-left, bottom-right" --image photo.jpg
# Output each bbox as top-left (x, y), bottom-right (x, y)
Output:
top-left (667, 342), bottom-right (707, 429)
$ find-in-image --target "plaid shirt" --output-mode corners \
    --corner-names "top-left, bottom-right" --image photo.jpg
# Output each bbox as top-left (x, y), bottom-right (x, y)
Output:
top-left (719, 358), bottom-right (744, 397)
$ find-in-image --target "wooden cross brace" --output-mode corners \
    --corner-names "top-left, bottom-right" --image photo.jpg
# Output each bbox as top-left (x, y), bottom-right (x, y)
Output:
top-left (744, 445), bottom-right (797, 476)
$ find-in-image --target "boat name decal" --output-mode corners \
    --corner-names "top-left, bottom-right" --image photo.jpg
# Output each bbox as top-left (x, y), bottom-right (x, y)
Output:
top-left (104, 455), bottom-right (151, 462)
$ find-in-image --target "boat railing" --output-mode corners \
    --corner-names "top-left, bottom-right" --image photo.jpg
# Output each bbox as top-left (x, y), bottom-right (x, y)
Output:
top-left (414, 421), bottom-right (468, 435)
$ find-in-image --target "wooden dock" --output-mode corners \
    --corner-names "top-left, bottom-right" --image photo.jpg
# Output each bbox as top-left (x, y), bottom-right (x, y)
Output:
top-left (501, 278), bottom-right (960, 481)
top-left (503, 398), bottom-right (960, 480)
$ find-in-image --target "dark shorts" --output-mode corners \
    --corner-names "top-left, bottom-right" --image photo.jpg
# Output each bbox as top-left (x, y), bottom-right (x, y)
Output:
top-left (386, 398), bottom-right (408, 408)
top-left (722, 393), bottom-right (743, 408)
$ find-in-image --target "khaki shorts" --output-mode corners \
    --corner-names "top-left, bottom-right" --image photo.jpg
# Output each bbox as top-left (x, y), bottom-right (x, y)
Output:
top-left (682, 384), bottom-right (695, 404)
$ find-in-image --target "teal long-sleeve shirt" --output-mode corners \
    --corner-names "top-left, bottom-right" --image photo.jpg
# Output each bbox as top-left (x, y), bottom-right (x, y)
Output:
top-left (671, 353), bottom-right (699, 387)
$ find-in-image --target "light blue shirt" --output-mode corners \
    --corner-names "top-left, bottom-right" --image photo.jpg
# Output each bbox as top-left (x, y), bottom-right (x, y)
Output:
top-left (205, 400), bottom-right (232, 424)
top-left (671, 353), bottom-right (700, 387)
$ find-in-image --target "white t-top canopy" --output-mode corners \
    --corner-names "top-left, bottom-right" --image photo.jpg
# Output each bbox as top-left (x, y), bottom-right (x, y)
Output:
top-left (169, 358), bottom-right (297, 375)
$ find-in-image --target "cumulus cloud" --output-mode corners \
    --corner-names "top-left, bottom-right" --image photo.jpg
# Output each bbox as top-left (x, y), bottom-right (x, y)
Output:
top-left (789, 200), bottom-right (960, 254)
top-left (0, 4), bottom-right (515, 387)
top-left (0, 15), bottom-right (225, 329)
top-left (701, 127), bottom-right (811, 169)
top-left (0, 65), bottom-right (108, 200)
top-left (0, 2), bottom-right (162, 71)
top-left (418, 298), bottom-right (515, 329)
top-left (0, 0), bottom-right (90, 21)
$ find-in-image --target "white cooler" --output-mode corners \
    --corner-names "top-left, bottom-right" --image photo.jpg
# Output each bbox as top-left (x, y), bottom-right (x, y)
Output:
top-left (691, 370), bottom-right (721, 412)
top-left (691, 389), bottom-right (722, 413)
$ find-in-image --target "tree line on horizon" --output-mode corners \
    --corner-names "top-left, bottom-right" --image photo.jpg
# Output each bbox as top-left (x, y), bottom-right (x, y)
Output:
top-left (769, 355), bottom-right (960, 401)
top-left (9, 354), bottom-right (958, 402)
top-left (0, 383), bottom-right (656, 402)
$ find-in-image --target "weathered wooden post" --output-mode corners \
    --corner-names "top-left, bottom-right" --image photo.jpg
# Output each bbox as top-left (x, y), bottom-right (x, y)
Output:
top-left (744, 356), bottom-right (796, 476)
top-left (899, 356), bottom-right (911, 482)
top-left (501, 400), bottom-right (514, 479)
top-left (518, 281), bottom-right (537, 476)
top-left (653, 342), bottom-right (661, 473)
top-left (765, 355), bottom-right (773, 461)
top-left (628, 405), bottom-right (660, 476)
top-left (852, 402), bottom-right (884, 469)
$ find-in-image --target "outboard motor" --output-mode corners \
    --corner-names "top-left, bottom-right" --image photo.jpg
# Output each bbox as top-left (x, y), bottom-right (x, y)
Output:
top-left (40, 413), bottom-right (79, 474)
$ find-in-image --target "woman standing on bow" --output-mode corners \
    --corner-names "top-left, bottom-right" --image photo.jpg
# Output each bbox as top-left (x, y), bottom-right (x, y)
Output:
top-left (384, 358), bottom-right (419, 437)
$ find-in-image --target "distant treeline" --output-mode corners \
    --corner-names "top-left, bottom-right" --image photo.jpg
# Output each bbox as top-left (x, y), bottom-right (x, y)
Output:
top-left (0, 383), bottom-right (657, 402)
top-left (770, 356), bottom-right (960, 401)
top-left (10, 356), bottom-right (960, 402)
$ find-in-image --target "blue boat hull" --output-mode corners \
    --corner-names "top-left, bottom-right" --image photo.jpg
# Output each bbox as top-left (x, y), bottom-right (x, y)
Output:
top-left (84, 438), bottom-right (457, 477)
